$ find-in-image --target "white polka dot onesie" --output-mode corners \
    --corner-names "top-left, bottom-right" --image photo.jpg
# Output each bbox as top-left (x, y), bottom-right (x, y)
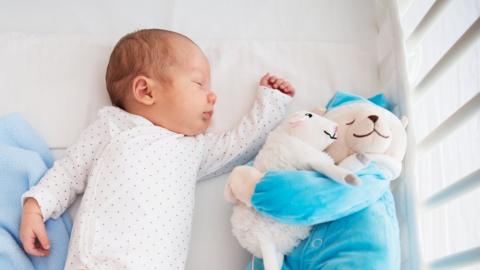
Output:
top-left (21, 86), bottom-right (291, 270)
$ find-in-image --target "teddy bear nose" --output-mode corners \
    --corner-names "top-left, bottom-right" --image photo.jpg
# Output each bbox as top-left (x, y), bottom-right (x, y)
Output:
top-left (368, 115), bottom-right (379, 123)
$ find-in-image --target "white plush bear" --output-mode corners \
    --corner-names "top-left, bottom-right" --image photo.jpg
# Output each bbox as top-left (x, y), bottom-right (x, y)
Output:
top-left (320, 94), bottom-right (408, 179)
top-left (224, 110), bottom-right (367, 270)
top-left (225, 92), bottom-right (408, 270)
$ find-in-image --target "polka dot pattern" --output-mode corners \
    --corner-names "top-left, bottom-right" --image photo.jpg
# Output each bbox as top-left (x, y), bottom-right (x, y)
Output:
top-left (21, 86), bottom-right (291, 269)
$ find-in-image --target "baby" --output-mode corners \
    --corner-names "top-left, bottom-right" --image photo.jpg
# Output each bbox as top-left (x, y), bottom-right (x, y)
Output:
top-left (19, 29), bottom-right (295, 269)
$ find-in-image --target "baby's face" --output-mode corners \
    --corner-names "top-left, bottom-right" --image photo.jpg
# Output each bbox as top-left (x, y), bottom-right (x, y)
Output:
top-left (151, 45), bottom-right (216, 136)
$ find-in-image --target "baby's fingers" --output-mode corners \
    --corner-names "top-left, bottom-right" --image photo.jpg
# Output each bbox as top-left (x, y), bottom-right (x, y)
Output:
top-left (272, 79), bottom-right (285, 88)
top-left (21, 231), bottom-right (48, 256)
top-left (281, 82), bottom-right (296, 97)
top-left (34, 224), bottom-right (51, 252)
top-left (34, 237), bottom-right (51, 256)
top-left (259, 73), bottom-right (271, 86)
top-left (278, 81), bottom-right (289, 90)
top-left (285, 82), bottom-right (295, 92)
top-left (268, 76), bottom-right (279, 84)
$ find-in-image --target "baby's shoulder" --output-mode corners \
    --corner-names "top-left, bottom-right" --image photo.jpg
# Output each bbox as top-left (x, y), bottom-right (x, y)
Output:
top-left (96, 105), bottom-right (124, 120)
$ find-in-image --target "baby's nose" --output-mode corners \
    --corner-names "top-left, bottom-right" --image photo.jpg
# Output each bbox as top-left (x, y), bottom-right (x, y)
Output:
top-left (208, 91), bottom-right (217, 105)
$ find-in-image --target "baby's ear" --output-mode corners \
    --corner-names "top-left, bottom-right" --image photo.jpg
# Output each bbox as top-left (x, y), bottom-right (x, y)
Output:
top-left (312, 107), bottom-right (326, 116)
top-left (132, 75), bottom-right (155, 106)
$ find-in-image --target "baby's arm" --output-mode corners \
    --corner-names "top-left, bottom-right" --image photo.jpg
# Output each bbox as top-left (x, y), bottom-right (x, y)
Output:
top-left (20, 116), bottom-right (107, 256)
top-left (196, 74), bottom-right (294, 180)
top-left (21, 116), bottom-right (107, 221)
top-left (20, 197), bottom-right (51, 256)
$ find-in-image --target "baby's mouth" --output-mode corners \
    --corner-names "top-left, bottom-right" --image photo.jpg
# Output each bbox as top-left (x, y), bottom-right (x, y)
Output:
top-left (203, 111), bottom-right (213, 120)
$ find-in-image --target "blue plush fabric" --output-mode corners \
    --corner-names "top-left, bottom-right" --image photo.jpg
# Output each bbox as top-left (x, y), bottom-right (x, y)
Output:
top-left (0, 113), bottom-right (72, 270)
top-left (325, 91), bottom-right (392, 111)
top-left (248, 191), bottom-right (400, 270)
top-left (252, 163), bottom-right (389, 225)
top-left (248, 165), bottom-right (400, 269)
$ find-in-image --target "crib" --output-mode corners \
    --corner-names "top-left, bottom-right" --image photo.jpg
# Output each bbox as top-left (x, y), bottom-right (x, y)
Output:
top-left (1, 0), bottom-right (479, 269)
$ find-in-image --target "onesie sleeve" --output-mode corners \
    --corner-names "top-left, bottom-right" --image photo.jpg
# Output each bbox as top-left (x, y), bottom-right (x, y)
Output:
top-left (21, 117), bottom-right (107, 221)
top-left (195, 86), bottom-right (292, 181)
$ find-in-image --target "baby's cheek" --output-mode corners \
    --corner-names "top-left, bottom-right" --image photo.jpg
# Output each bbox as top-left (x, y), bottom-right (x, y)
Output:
top-left (201, 118), bottom-right (212, 129)
top-left (191, 116), bottom-right (210, 135)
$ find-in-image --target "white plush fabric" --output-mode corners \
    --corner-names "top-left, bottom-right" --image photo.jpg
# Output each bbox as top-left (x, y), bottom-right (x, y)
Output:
top-left (229, 111), bottom-right (339, 270)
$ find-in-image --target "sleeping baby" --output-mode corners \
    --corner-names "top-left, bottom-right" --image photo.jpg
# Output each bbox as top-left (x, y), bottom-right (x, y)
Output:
top-left (19, 29), bottom-right (294, 270)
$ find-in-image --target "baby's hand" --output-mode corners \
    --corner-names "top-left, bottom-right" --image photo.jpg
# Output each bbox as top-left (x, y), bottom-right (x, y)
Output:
top-left (20, 198), bottom-right (51, 256)
top-left (260, 73), bottom-right (295, 97)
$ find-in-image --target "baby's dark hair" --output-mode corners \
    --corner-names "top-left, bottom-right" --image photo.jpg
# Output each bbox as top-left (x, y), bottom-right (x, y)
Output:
top-left (105, 29), bottom-right (195, 108)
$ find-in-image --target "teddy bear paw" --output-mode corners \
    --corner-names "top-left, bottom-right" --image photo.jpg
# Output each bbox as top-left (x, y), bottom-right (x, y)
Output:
top-left (345, 174), bottom-right (361, 185)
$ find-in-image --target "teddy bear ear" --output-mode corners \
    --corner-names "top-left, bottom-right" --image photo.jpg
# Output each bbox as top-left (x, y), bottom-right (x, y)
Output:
top-left (401, 116), bottom-right (408, 128)
top-left (312, 107), bottom-right (326, 116)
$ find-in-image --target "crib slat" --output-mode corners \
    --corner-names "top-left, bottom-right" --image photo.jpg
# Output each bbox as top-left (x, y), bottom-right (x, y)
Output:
top-left (412, 17), bottom-right (480, 101)
top-left (416, 93), bottom-right (480, 154)
top-left (429, 246), bottom-right (480, 269)
top-left (423, 168), bottom-right (480, 209)
top-left (406, 0), bottom-right (454, 51)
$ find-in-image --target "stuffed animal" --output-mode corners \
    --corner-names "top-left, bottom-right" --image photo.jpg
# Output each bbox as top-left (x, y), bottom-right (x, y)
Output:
top-left (227, 92), bottom-right (408, 270)
top-left (227, 92), bottom-right (407, 207)
top-left (320, 92), bottom-right (408, 179)
top-left (224, 110), bottom-right (368, 270)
